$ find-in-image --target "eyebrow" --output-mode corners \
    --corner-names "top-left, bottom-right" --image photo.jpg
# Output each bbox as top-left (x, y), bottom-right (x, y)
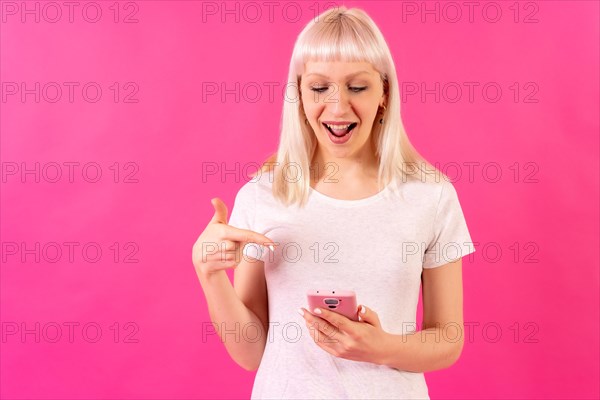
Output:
top-left (304, 71), bottom-right (372, 79)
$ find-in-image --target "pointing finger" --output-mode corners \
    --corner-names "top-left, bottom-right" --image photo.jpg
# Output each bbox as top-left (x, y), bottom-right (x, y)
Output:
top-left (224, 225), bottom-right (277, 248)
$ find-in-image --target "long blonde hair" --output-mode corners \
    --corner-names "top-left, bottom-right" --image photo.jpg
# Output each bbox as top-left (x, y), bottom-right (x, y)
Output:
top-left (253, 6), bottom-right (442, 207)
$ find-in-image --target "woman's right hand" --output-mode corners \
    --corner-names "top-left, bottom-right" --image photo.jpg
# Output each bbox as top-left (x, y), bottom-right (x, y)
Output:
top-left (192, 198), bottom-right (276, 278)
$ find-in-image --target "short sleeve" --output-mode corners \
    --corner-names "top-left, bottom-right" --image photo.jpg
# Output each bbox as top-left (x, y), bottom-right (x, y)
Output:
top-left (227, 182), bottom-right (256, 232)
top-left (422, 180), bottom-right (476, 269)
top-left (228, 182), bottom-right (271, 261)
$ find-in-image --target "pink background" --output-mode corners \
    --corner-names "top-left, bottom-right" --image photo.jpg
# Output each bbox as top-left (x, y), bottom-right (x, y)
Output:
top-left (1, 1), bottom-right (598, 399)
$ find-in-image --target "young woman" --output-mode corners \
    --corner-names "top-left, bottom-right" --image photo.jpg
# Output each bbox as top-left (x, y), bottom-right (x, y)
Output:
top-left (193, 6), bottom-right (476, 399)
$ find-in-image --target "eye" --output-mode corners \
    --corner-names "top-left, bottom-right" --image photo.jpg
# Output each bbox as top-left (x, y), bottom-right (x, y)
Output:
top-left (310, 86), bottom-right (328, 93)
top-left (310, 86), bottom-right (367, 93)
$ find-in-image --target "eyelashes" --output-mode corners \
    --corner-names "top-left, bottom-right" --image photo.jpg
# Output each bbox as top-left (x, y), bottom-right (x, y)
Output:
top-left (310, 86), bottom-right (368, 93)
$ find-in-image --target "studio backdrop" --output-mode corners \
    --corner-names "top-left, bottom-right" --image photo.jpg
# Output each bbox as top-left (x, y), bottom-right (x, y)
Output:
top-left (1, 1), bottom-right (599, 399)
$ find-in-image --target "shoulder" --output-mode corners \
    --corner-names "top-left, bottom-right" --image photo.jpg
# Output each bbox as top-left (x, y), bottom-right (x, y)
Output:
top-left (236, 167), bottom-right (274, 202)
top-left (248, 153), bottom-right (277, 180)
top-left (391, 172), bottom-right (455, 206)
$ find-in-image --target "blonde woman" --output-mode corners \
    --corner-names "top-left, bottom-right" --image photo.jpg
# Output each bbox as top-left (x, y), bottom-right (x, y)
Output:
top-left (193, 6), bottom-right (476, 399)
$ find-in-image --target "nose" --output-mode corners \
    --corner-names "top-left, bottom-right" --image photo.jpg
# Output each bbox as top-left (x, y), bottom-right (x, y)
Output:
top-left (327, 84), bottom-right (351, 116)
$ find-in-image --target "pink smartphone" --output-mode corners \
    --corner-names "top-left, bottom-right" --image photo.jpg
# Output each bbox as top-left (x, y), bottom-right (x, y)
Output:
top-left (306, 289), bottom-right (359, 321)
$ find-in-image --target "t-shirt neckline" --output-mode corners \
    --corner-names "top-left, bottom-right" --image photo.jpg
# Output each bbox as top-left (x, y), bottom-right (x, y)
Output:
top-left (309, 182), bottom-right (392, 207)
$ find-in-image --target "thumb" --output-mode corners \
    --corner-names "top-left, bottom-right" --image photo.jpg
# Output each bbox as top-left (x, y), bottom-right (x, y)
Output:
top-left (357, 305), bottom-right (381, 327)
top-left (210, 198), bottom-right (228, 224)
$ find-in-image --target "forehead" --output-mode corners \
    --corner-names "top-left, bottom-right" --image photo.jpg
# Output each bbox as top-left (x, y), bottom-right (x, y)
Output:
top-left (302, 60), bottom-right (377, 79)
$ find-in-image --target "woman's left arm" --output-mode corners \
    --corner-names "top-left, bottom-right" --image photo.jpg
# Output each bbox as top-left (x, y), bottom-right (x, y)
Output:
top-left (379, 258), bottom-right (465, 372)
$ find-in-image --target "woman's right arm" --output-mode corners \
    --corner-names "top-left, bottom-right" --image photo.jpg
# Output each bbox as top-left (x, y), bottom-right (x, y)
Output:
top-left (193, 198), bottom-right (276, 371)
top-left (197, 263), bottom-right (268, 371)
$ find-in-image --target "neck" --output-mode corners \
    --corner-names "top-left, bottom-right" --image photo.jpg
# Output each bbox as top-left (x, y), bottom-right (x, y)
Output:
top-left (310, 146), bottom-right (379, 185)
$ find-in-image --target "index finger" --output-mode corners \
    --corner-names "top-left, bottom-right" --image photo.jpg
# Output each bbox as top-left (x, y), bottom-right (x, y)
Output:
top-left (224, 225), bottom-right (277, 247)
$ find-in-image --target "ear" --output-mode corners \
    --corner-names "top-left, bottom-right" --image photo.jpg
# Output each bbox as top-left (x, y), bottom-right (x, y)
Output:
top-left (380, 75), bottom-right (389, 106)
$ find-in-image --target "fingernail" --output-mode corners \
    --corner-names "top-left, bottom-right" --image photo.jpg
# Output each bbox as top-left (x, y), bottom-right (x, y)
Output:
top-left (268, 245), bottom-right (275, 252)
top-left (360, 305), bottom-right (366, 314)
top-left (297, 308), bottom-right (304, 317)
top-left (313, 308), bottom-right (322, 315)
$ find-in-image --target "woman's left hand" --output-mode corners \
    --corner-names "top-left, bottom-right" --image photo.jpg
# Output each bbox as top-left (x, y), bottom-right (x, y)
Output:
top-left (299, 304), bottom-right (389, 364)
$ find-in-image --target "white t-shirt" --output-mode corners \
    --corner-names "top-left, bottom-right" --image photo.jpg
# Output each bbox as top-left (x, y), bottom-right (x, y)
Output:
top-left (228, 170), bottom-right (476, 400)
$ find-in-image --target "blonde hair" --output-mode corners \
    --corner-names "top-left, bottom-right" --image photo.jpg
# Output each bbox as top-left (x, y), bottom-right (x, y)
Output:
top-left (253, 6), bottom-right (443, 207)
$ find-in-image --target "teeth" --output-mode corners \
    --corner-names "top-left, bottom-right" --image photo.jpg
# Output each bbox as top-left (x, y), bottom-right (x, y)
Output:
top-left (325, 123), bottom-right (351, 130)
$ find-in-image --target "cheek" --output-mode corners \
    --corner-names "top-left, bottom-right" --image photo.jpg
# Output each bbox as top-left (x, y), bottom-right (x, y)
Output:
top-left (358, 107), bottom-right (378, 125)
top-left (302, 99), bottom-right (323, 118)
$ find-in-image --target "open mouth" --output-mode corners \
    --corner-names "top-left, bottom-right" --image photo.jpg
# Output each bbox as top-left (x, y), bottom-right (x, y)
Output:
top-left (322, 122), bottom-right (358, 137)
